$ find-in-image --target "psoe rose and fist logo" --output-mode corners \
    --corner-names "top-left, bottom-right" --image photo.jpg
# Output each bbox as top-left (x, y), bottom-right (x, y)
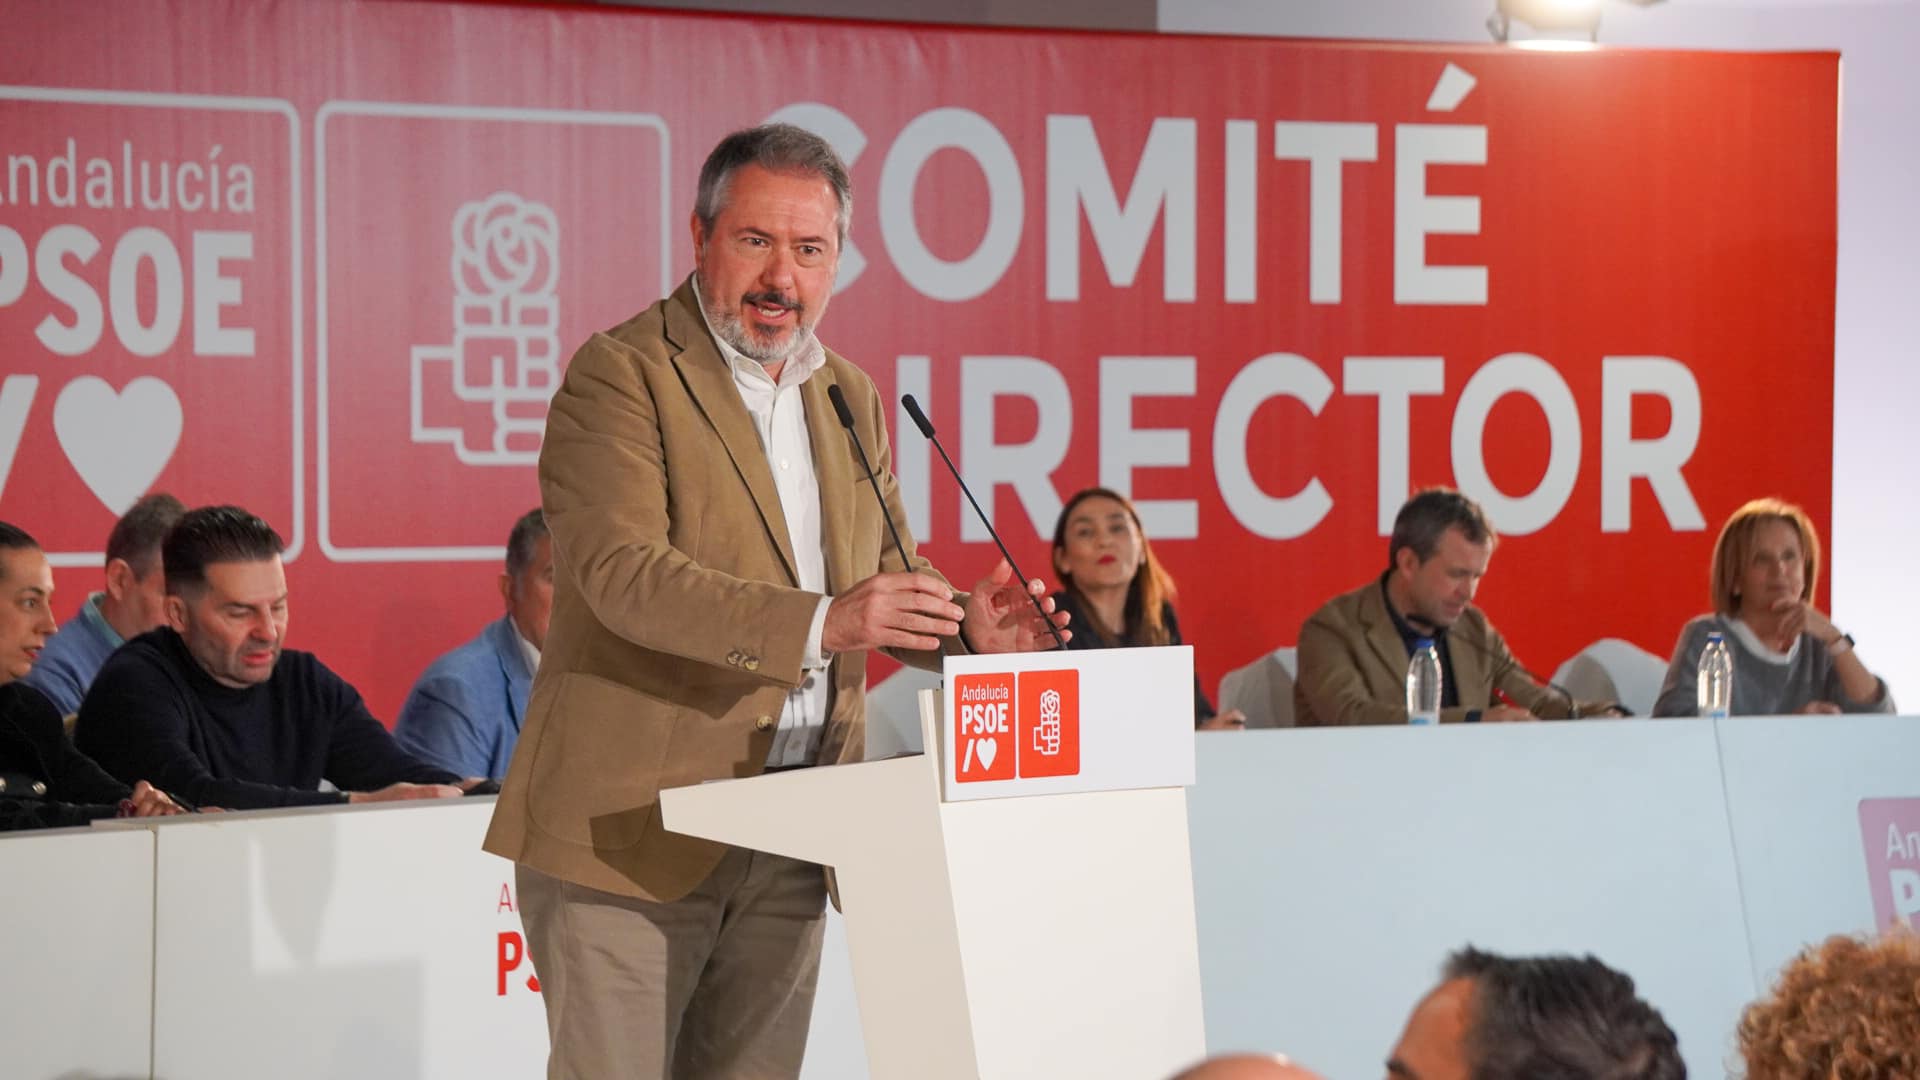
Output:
top-left (952, 670), bottom-right (1080, 784)
top-left (316, 102), bottom-right (669, 562)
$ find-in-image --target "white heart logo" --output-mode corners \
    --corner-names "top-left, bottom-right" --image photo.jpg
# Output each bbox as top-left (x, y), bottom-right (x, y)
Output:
top-left (53, 376), bottom-right (183, 515)
top-left (975, 737), bottom-right (997, 771)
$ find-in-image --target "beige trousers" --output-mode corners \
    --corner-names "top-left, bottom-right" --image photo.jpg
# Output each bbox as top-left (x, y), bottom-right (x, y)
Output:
top-left (516, 847), bottom-right (828, 1080)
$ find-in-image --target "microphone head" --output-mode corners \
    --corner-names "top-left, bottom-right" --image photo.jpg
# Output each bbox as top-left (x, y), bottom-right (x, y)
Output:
top-left (827, 383), bottom-right (857, 430)
top-left (901, 394), bottom-right (936, 438)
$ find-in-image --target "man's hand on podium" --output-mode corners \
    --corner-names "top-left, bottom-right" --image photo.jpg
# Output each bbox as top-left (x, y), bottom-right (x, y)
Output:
top-left (824, 572), bottom-right (965, 654)
top-left (959, 558), bottom-right (1071, 653)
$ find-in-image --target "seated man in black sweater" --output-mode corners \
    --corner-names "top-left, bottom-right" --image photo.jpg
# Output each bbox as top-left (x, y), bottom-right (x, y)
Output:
top-left (76, 506), bottom-right (470, 810)
top-left (0, 520), bottom-right (183, 829)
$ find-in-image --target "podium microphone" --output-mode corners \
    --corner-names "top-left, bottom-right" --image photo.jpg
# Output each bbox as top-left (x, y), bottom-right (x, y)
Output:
top-left (827, 383), bottom-right (913, 574)
top-left (900, 394), bottom-right (1068, 651)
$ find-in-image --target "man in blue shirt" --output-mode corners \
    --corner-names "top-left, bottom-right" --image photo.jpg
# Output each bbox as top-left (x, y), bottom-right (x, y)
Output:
top-left (26, 493), bottom-right (185, 717)
top-left (394, 509), bottom-right (550, 777)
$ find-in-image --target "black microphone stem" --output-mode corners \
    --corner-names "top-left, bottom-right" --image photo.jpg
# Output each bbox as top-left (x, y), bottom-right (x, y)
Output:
top-left (828, 384), bottom-right (914, 574)
top-left (901, 395), bottom-right (1068, 652)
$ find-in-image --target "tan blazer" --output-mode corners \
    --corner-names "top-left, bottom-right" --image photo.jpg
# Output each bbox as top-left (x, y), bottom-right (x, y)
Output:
top-left (1293, 580), bottom-right (1588, 726)
top-left (483, 278), bottom-right (950, 902)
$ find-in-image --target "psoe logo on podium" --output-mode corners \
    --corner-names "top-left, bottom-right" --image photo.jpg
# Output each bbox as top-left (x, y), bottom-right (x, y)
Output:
top-left (952, 673), bottom-right (1016, 784)
top-left (941, 647), bottom-right (1193, 801)
top-left (1017, 669), bottom-right (1080, 778)
top-left (949, 668), bottom-right (1081, 784)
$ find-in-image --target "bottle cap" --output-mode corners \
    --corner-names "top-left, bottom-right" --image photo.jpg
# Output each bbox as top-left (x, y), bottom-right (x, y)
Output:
top-left (1706, 631), bottom-right (1724, 643)
top-left (1414, 637), bottom-right (1434, 649)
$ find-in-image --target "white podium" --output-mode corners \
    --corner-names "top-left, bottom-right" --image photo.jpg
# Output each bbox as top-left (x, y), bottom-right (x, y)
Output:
top-left (662, 647), bottom-right (1205, 1080)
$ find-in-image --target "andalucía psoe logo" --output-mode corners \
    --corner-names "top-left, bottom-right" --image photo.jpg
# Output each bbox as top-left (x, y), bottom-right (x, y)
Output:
top-left (1860, 798), bottom-right (1920, 931)
top-left (952, 670), bottom-right (1084, 783)
top-left (954, 673), bottom-right (1017, 783)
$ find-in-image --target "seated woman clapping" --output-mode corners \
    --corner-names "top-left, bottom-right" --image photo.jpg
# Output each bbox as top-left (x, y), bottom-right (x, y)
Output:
top-left (1652, 498), bottom-right (1892, 717)
top-left (1047, 488), bottom-right (1244, 730)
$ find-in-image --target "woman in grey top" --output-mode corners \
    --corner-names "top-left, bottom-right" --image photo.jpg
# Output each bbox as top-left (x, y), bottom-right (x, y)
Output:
top-left (1654, 498), bottom-right (1892, 717)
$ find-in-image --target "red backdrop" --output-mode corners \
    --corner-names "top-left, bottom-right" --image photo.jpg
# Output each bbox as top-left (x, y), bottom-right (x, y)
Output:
top-left (0, 1), bottom-right (1838, 718)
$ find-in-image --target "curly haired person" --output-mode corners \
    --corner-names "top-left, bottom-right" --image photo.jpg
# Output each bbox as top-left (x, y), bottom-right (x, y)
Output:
top-left (1739, 932), bottom-right (1920, 1079)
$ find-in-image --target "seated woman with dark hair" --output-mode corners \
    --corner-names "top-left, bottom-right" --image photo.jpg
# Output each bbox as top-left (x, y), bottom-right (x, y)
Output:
top-left (1048, 488), bottom-right (1244, 730)
top-left (0, 520), bottom-right (183, 830)
top-left (1653, 497), bottom-right (1893, 717)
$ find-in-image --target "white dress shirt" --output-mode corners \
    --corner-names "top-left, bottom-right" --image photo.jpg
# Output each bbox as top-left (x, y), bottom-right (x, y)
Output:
top-left (693, 280), bottom-right (836, 767)
top-left (513, 621), bottom-right (541, 677)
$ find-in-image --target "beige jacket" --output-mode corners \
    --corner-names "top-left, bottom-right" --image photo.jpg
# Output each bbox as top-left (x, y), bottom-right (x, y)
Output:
top-left (1293, 579), bottom-right (1588, 726)
top-left (483, 278), bottom-right (950, 901)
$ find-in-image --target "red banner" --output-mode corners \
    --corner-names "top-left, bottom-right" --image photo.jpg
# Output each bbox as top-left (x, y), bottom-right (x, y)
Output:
top-left (0, 2), bottom-right (1837, 716)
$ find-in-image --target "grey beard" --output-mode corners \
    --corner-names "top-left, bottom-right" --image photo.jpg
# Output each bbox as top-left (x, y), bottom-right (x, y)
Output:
top-left (698, 281), bottom-right (815, 366)
top-left (712, 307), bottom-right (815, 366)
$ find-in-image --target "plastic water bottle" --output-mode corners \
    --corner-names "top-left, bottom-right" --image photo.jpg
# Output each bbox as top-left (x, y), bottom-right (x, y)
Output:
top-left (1406, 638), bottom-right (1443, 726)
top-left (1697, 631), bottom-right (1733, 719)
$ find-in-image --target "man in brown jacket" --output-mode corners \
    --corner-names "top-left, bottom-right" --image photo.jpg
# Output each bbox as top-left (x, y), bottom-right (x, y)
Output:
top-left (1294, 489), bottom-right (1607, 726)
top-left (483, 125), bottom-right (1067, 1079)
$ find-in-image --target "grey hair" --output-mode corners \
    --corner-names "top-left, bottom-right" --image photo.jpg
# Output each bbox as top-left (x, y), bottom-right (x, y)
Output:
top-left (1388, 487), bottom-right (1497, 569)
top-left (1443, 946), bottom-right (1685, 1080)
top-left (505, 508), bottom-right (548, 579)
top-left (106, 492), bottom-right (187, 577)
top-left (693, 123), bottom-right (852, 250)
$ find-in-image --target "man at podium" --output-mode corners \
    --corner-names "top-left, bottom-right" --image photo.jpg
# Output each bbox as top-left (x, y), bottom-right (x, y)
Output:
top-left (483, 123), bottom-right (1067, 1080)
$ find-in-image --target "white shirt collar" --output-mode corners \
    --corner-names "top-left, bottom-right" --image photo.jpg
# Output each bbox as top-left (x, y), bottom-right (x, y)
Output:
top-left (511, 620), bottom-right (540, 675)
top-left (691, 276), bottom-right (827, 392)
top-left (1727, 616), bottom-right (1799, 666)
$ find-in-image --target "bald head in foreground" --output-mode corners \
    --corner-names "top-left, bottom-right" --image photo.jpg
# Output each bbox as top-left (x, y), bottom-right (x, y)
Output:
top-left (1170, 1052), bottom-right (1325, 1080)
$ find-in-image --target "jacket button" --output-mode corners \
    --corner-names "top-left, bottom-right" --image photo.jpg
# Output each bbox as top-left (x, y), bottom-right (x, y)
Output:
top-left (754, 715), bottom-right (776, 732)
top-left (743, 657), bottom-right (760, 672)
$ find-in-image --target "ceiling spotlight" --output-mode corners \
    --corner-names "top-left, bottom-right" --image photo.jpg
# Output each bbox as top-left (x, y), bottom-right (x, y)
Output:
top-left (1487, 0), bottom-right (1664, 44)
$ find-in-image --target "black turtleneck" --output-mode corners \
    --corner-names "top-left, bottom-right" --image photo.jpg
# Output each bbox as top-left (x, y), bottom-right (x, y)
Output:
top-left (75, 628), bottom-right (458, 810)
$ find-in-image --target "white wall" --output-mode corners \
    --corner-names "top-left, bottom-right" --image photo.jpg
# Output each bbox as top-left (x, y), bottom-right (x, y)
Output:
top-left (1157, 0), bottom-right (1920, 717)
